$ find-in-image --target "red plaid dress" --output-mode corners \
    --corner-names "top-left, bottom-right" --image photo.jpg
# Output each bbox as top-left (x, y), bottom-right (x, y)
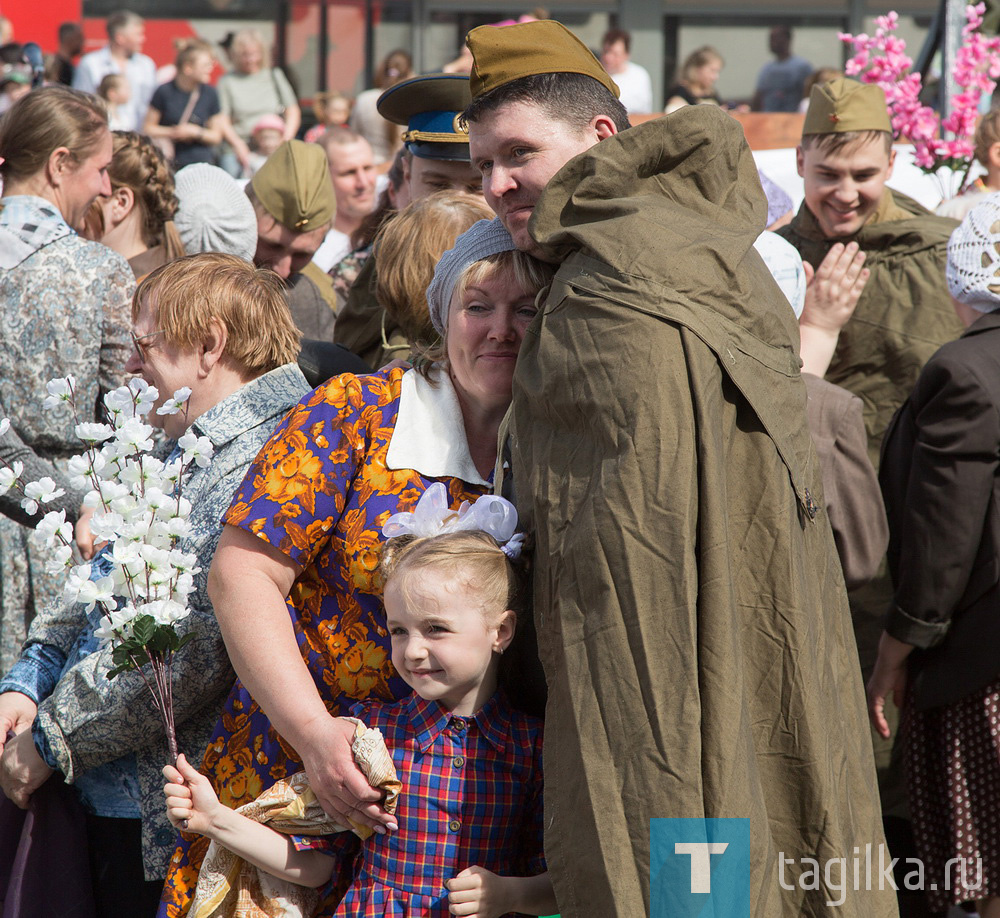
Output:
top-left (321, 691), bottom-right (545, 916)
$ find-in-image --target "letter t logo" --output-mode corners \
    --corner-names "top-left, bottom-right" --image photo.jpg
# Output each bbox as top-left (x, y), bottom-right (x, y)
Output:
top-left (674, 842), bottom-right (728, 893)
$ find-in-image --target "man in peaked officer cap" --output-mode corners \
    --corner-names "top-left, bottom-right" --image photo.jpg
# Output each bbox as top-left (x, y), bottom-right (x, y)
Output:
top-left (333, 72), bottom-right (484, 366)
top-left (451, 20), bottom-right (892, 918)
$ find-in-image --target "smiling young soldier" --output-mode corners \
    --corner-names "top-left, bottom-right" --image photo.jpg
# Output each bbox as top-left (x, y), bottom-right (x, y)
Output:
top-left (779, 78), bottom-right (963, 917)
top-left (462, 21), bottom-right (895, 918)
top-left (781, 77), bottom-right (962, 468)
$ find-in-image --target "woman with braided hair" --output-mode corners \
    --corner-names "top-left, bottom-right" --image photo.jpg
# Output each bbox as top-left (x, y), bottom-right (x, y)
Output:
top-left (82, 130), bottom-right (186, 278)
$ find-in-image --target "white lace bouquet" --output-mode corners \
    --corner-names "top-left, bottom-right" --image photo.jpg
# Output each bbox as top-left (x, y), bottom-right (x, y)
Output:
top-left (0, 376), bottom-right (213, 760)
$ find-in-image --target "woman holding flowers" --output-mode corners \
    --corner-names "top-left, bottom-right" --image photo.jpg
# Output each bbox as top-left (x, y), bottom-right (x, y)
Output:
top-left (0, 86), bottom-right (133, 673)
top-left (0, 254), bottom-right (308, 917)
top-left (159, 219), bottom-right (553, 917)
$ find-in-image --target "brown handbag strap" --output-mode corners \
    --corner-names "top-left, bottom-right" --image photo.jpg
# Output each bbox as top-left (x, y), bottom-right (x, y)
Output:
top-left (178, 85), bottom-right (200, 126)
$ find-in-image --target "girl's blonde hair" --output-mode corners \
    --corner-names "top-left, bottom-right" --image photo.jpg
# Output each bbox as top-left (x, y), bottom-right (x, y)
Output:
top-left (380, 530), bottom-right (520, 622)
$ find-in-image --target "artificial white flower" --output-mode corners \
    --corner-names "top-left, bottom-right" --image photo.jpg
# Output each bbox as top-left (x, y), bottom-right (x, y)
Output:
top-left (118, 459), bottom-right (144, 488)
top-left (43, 376), bottom-right (75, 410)
top-left (90, 510), bottom-right (125, 544)
top-left (0, 418), bottom-right (8, 438)
top-left (118, 511), bottom-right (154, 543)
top-left (156, 387), bottom-right (193, 416)
top-left (97, 481), bottom-right (131, 504)
top-left (103, 386), bottom-right (134, 415)
top-left (110, 540), bottom-right (144, 588)
top-left (133, 383), bottom-right (159, 417)
top-left (75, 422), bottom-right (114, 444)
top-left (168, 548), bottom-right (198, 573)
top-left (142, 487), bottom-right (170, 512)
top-left (165, 517), bottom-right (191, 539)
top-left (44, 543), bottom-right (74, 574)
top-left (115, 417), bottom-right (154, 453)
top-left (95, 604), bottom-right (138, 646)
top-left (24, 477), bottom-right (66, 507)
top-left (166, 496), bottom-right (192, 521)
top-left (0, 461), bottom-right (23, 497)
top-left (172, 571), bottom-right (195, 601)
top-left (142, 598), bottom-right (187, 626)
top-left (139, 543), bottom-right (173, 584)
top-left (18, 474), bottom-right (66, 516)
top-left (63, 564), bottom-right (95, 605)
top-left (66, 454), bottom-right (100, 491)
top-left (99, 439), bottom-right (135, 465)
top-left (160, 459), bottom-right (184, 485)
top-left (76, 575), bottom-right (117, 612)
top-left (178, 433), bottom-right (213, 469)
top-left (33, 509), bottom-right (73, 547)
top-left (143, 520), bottom-right (173, 549)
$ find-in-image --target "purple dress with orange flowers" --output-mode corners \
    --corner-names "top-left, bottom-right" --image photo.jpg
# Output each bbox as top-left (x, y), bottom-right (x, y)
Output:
top-left (158, 369), bottom-right (488, 918)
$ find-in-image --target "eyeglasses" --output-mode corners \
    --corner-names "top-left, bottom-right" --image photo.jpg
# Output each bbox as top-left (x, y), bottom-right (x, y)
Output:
top-left (130, 329), bottom-right (165, 363)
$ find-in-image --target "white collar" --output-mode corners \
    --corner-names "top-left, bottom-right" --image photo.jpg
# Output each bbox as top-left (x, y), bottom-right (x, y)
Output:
top-left (386, 367), bottom-right (492, 488)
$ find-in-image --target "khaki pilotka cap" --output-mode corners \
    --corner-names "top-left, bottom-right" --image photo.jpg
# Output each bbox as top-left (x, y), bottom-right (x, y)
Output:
top-left (250, 139), bottom-right (335, 232)
top-left (802, 77), bottom-right (892, 136)
top-left (466, 19), bottom-right (620, 100)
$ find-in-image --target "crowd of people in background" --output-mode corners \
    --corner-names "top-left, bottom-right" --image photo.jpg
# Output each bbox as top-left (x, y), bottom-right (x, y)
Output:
top-left (4, 7), bottom-right (1000, 918)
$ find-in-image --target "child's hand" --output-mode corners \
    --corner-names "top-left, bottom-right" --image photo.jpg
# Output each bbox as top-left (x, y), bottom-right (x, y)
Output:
top-left (162, 753), bottom-right (221, 837)
top-left (446, 866), bottom-right (510, 918)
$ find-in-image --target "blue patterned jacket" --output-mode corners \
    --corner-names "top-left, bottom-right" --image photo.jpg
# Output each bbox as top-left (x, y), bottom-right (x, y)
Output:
top-left (1, 363), bottom-right (310, 878)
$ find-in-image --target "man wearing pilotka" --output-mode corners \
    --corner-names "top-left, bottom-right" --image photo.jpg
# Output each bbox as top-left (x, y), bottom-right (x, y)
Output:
top-left (460, 20), bottom-right (896, 917)
top-left (778, 77), bottom-right (963, 918)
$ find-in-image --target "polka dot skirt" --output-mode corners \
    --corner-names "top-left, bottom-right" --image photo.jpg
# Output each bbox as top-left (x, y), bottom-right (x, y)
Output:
top-left (906, 677), bottom-right (1000, 911)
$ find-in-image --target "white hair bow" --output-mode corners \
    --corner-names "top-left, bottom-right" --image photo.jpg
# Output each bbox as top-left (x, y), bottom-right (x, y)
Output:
top-left (382, 482), bottom-right (525, 560)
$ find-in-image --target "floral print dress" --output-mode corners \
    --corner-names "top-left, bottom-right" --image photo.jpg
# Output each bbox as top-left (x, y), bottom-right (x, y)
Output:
top-left (159, 368), bottom-right (490, 917)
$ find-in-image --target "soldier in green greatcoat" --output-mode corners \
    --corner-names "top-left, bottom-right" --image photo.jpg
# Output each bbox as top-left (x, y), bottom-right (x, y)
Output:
top-left (463, 21), bottom-right (898, 918)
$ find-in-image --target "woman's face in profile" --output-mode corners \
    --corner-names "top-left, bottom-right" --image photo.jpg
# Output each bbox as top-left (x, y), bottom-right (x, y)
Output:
top-left (57, 129), bottom-right (113, 232)
top-left (445, 267), bottom-right (538, 415)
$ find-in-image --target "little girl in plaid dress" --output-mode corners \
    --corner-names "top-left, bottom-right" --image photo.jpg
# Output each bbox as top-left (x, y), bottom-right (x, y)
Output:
top-left (164, 485), bottom-right (556, 917)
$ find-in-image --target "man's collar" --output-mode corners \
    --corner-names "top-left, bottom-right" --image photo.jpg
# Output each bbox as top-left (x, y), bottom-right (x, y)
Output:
top-left (385, 367), bottom-right (492, 487)
top-left (790, 187), bottom-right (910, 242)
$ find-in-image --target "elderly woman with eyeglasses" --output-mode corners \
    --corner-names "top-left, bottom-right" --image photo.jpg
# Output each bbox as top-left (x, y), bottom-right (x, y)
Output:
top-left (0, 254), bottom-right (309, 918)
top-left (0, 86), bottom-right (133, 674)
